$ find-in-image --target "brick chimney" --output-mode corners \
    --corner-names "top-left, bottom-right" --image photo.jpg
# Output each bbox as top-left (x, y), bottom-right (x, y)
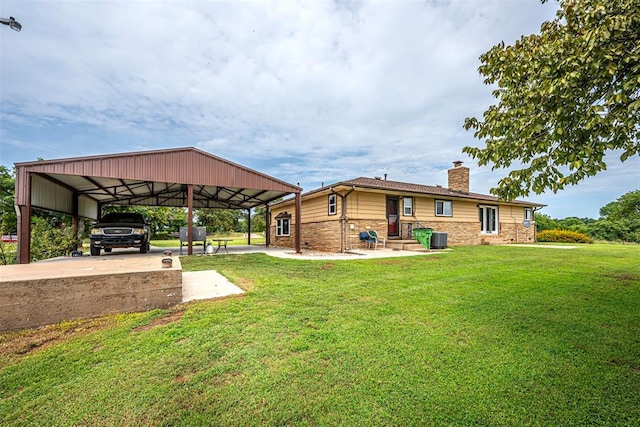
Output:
top-left (448, 161), bottom-right (469, 193)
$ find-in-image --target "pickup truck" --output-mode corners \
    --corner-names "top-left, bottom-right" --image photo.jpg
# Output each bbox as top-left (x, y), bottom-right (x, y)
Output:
top-left (89, 213), bottom-right (150, 256)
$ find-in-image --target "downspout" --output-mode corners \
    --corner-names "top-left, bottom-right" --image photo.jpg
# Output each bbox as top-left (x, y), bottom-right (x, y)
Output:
top-left (330, 186), bottom-right (355, 253)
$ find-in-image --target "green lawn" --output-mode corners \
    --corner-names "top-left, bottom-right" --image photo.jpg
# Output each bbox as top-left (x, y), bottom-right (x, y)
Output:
top-left (150, 234), bottom-right (266, 248)
top-left (1, 245), bottom-right (639, 426)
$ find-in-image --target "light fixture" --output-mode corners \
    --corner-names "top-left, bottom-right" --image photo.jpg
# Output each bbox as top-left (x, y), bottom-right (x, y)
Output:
top-left (0, 16), bottom-right (22, 32)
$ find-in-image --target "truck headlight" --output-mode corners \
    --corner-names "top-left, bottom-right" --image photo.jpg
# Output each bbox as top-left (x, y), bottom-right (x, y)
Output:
top-left (91, 228), bottom-right (103, 235)
top-left (133, 228), bottom-right (146, 235)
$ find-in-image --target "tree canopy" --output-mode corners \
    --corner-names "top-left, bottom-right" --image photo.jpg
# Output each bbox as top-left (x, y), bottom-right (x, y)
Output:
top-left (464, 0), bottom-right (639, 200)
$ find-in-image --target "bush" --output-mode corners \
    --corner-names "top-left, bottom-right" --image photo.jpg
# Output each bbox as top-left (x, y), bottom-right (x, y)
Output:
top-left (30, 220), bottom-right (78, 262)
top-left (537, 229), bottom-right (592, 244)
top-left (0, 241), bottom-right (17, 265)
top-left (152, 231), bottom-right (170, 240)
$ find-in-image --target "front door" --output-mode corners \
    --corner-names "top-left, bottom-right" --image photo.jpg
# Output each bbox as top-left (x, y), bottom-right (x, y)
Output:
top-left (386, 196), bottom-right (399, 237)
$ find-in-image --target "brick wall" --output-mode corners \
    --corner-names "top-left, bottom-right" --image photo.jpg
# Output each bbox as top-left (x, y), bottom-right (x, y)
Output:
top-left (270, 217), bottom-right (535, 252)
top-left (447, 164), bottom-right (470, 193)
top-left (422, 221), bottom-right (481, 246)
top-left (499, 222), bottom-right (536, 243)
top-left (271, 220), bottom-right (342, 252)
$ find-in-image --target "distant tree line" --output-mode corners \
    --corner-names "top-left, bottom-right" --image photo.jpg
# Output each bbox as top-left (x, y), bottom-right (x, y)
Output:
top-left (536, 189), bottom-right (640, 243)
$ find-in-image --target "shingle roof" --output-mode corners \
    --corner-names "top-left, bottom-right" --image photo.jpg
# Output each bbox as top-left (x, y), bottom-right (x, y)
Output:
top-left (298, 177), bottom-right (545, 207)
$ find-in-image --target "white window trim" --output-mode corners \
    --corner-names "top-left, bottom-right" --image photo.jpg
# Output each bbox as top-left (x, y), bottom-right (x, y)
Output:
top-left (479, 205), bottom-right (499, 235)
top-left (435, 200), bottom-right (452, 217)
top-left (403, 197), bottom-right (413, 216)
top-left (276, 218), bottom-right (290, 236)
top-left (328, 194), bottom-right (337, 216)
top-left (524, 207), bottom-right (532, 221)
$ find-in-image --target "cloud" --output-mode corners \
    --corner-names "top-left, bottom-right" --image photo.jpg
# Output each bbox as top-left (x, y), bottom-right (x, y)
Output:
top-left (2, 0), bottom-right (634, 219)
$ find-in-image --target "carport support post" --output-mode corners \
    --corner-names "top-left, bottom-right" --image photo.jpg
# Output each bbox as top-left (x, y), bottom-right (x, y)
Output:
top-left (16, 204), bottom-right (31, 264)
top-left (247, 208), bottom-right (251, 245)
top-left (295, 192), bottom-right (301, 254)
top-left (72, 191), bottom-right (80, 251)
top-left (16, 173), bottom-right (32, 264)
top-left (265, 205), bottom-right (270, 247)
top-left (187, 184), bottom-right (194, 256)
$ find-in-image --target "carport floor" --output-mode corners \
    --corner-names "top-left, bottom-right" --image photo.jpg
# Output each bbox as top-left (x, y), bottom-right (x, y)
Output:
top-left (181, 270), bottom-right (244, 303)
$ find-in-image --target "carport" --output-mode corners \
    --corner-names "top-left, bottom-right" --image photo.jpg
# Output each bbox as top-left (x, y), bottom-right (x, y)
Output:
top-left (14, 147), bottom-right (302, 264)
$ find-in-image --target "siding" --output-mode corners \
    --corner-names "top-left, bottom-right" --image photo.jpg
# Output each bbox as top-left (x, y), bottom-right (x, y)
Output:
top-left (31, 174), bottom-right (73, 214)
top-left (413, 196), bottom-right (479, 223)
top-left (346, 191), bottom-right (386, 220)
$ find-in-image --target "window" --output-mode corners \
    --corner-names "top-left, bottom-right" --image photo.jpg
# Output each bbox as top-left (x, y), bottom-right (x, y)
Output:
top-left (403, 197), bottom-right (413, 216)
top-left (479, 205), bottom-right (498, 234)
top-left (435, 200), bottom-right (452, 217)
top-left (524, 208), bottom-right (532, 221)
top-left (275, 212), bottom-right (291, 236)
top-left (328, 194), bottom-right (337, 216)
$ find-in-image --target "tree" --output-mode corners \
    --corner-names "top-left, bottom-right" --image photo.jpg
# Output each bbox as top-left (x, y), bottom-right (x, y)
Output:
top-left (0, 166), bottom-right (17, 234)
top-left (595, 189), bottom-right (640, 242)
top-left (102, 205), bottom-right (187, 238)
top-left (250, 206), bottom-right (266, 233)
top-left (195, 209), bottom-right (242, 234)
top-left (464, 0), bottom-right (639, 200)
top-left (599, 189), bottom-right (640, 220)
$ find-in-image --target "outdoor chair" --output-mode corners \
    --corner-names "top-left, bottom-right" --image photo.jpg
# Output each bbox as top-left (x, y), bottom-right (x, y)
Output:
top-left (359, 231), bottom-right (376, 250)
top-left (367, 230), bottom-right (386, 250)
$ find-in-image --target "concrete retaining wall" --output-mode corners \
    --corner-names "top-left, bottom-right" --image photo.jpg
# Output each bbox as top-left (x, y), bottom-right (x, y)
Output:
top-left (0, 255), bottom-right (182, 333)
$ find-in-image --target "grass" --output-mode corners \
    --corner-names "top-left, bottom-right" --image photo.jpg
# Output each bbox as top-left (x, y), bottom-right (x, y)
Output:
top-left (150, 234), bottom-right (266, 248)
top-left (1, 244), bottom-right (639, 426)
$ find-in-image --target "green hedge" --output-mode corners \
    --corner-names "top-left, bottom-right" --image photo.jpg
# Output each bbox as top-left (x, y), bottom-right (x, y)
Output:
top-left (537, 229), bottom-right (592, 244)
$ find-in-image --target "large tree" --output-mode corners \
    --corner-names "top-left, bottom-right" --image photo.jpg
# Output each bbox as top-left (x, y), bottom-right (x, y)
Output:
top-left (464, 0), bottom-right (639, 200)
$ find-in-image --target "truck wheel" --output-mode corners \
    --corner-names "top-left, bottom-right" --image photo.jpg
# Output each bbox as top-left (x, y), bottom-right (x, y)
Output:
top-left (140, 243), bottom-right (148, 254)
top-left (90, 246), bottom-right (101, 256)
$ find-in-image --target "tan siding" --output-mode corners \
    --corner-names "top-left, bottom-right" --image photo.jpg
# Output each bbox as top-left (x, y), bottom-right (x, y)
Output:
top-left (346, 191), bottom-right (386, 220)
top-left (414, 197), bottom-right (479, 223)
top-left (302, 195), bottom-right (332, 222)
top-left (498, 204), bottom-right (529, 224)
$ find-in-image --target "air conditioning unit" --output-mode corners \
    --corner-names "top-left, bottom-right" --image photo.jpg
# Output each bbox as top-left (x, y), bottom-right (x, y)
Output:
top-left (431, 232), bottom-right (448, 249)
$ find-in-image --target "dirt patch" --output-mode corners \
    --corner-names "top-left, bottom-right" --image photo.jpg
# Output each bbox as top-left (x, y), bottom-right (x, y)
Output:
top-left (234, 277), bottom-right (255, 292)
top-left (0, 317), bottom-right (115, 362)
top-left (375, 259), bottom-right (405, 265)
top-left (321, 262), bottom-right (335, 269)
top-left (131, 310), bottom-right (184, 332)
top-left (604, 273), bottom-right (639, 287)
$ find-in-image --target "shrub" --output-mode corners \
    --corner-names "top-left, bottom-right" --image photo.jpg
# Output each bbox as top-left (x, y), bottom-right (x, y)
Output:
top-left (537, 229), bottom-right (592, 244)
top-left (153, 231), bottom-right (170, 240)
top-left (0, 241), bottom-right (17, 265)
top-left (30, 220), bottom-right (78, 262)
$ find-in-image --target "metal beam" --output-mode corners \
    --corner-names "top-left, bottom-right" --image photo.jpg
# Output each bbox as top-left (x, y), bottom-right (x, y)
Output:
top-left (187, 184), bottom-right (194, 256)
top-left (16, 173), bottom-right (32, 264)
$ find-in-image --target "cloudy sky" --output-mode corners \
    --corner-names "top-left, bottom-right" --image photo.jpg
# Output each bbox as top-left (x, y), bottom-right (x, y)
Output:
top-left (1, 0), bottom-right (637, 219)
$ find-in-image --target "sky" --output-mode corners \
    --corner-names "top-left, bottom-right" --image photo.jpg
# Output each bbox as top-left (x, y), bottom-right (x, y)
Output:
top-left (1, 0), bottom-right (638, 219)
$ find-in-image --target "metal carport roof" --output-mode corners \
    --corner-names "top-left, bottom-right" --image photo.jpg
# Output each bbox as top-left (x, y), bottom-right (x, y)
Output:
top-left (14, 147), bottom-right (302, 263)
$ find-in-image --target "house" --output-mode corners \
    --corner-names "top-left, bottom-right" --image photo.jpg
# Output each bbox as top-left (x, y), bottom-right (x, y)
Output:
top-left (268, 162), bottom-right (545, 252)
